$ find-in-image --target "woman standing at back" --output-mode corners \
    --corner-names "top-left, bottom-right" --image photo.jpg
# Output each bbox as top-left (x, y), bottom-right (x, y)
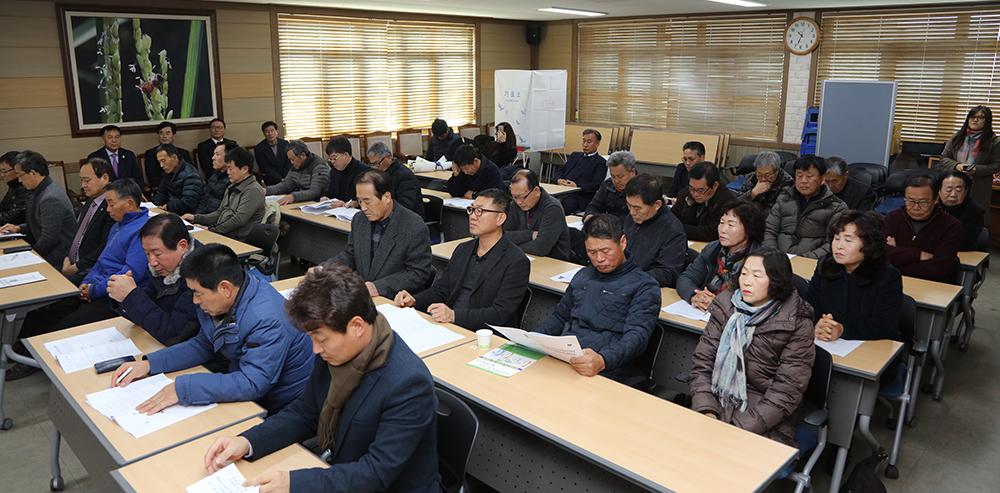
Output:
top-left (937, 105), bottom-right (1000, 222)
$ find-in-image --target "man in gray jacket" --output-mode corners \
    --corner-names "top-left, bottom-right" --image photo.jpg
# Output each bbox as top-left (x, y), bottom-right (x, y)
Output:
top-left (321, 168), bottom-right (434, 299)
top-left (764, 155), bottom-right (847, 259)
top-left (184, 147), bottom-right (265, 242)
top-left (267, 139), bottom-right (330, 205)
top-left (0, 150), bottom-right (76, 268)
top-left (504, 169), bottom-right (572, 261)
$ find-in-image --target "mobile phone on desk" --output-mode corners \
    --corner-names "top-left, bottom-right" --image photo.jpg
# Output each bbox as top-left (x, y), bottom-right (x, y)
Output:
top-left (3, 245), bottom-right (32, 254)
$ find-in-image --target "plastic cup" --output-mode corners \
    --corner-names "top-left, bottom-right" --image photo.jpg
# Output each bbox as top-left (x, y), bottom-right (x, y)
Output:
top-left (476, 329), bottom-right (492, 350)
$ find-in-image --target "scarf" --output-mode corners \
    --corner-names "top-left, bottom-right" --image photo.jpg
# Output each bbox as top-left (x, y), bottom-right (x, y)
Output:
top-left (707, 241), bottom-right (753, 294)
top-left (956, 129), bottom-right (983, 166)
top-left (318, 313), bottom-right (393, 451)
top-left (711, 290), bottom-right (782, 412)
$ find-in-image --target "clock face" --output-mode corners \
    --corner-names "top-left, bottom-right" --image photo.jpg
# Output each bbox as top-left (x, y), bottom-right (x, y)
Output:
top-left (785, 18), bottom-right (820, 55)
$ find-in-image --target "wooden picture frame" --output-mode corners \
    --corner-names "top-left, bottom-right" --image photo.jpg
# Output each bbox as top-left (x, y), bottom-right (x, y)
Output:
top-left (57, 5), bottom-right (224, 137)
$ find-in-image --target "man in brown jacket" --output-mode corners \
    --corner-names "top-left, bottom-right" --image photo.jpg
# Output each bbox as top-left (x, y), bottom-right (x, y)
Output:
top-left (183, 147), bottom-right (264, 242)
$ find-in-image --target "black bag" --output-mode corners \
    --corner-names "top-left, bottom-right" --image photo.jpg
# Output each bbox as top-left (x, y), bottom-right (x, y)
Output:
top-left (838, 452), bottom-right (887, 493)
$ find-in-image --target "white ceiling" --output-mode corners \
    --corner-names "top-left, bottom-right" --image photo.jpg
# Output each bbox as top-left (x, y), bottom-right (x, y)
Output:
top-left (220, 0), bottom-right (989, 21)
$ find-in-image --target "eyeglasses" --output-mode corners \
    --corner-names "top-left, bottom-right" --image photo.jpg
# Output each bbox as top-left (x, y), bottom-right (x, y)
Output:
top-left (689, 186), bottom-right (712, 195)
top-left (327, 153), bottom-right (345, 164)
top-left (757, 171), bottom-right (777, 180)
top-left (904, 198), bottom-right (933, 208)
top-left (466, 206), bottom-right (504, 217)
top-left (0, 168), bottom-right (12, 174)
top-left (970, 115), bottom-right (987, 121)
top-left (369, 155), bottom-right (386, 166)
top-left (511, 187), bottom-right (537, 201)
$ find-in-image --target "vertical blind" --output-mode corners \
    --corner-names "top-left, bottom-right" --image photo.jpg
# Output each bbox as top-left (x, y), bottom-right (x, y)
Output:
top-left (277, 13), bottom-right (476, 139)
top-left (578, 15), bottom-right (787, 142)
top-left (815, 7), bottom-right (1000, 143)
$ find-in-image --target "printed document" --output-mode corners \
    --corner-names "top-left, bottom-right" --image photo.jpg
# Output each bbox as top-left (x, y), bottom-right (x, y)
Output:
top-left (549, 267), bottom-right (582, 283)
top-left (661, 300), bottom-right (711, 322)
top-left (0, 251), bottom-right (46, 270)
top-left (376, 304), bottom-right (463, 354)
top-left (815, 338), bottom-right (864, 358)
top-left (43, 327), bottom-right (142, 374)
top-left (0, 271), bottom-right (46, 289)
top-left (86, 374), bottom-right (217, 438)
top-left (488, 325), bottom-right (584, 363)
top-left (186, 464), bottom-right (259, 493)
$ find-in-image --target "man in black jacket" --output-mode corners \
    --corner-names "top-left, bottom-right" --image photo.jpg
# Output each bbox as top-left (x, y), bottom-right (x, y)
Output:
top-left (144, 121), bottom-right (191, 188)
top-left (665, 141), bottom-right (707, 202)
top-left (321, 136), bottom-right (368, 208)
top-left (196, 141), bottom-right (235, 215)
top-left (824, 156), bottom-right (873, 212)
top-left (196, 119), bottom-right (238, 177)
top-left (671, 162), bottom-right (735, 242)
top-left (584, 150), bottom-right (638, 222)
top-left (624, 173), bottom-right (687, 287)
top-left (367, 141), bottom-right (424, 219)
top-left (152, 144), bottom-right (205, 215)
top-left (505, 169), bottom-right (571, 260)
top-left (557, 129), bottom-right (608, 214)
top-left (254, 121), bottom-right (291, 186)
top-left (395, 188), bottom-right (530, 328)
top-left (426, 118), bottom-right (463, 162)
top-left (447, 144), bottom-right (504, 199)
top-left (61, 157), bottom-right (117, 284)
top-left (0, 151), bottom-right (28, 226)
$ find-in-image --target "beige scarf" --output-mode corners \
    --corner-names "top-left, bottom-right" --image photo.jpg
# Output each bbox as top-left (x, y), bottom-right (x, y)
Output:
top-left (317, 313), bottom-right (393, 451)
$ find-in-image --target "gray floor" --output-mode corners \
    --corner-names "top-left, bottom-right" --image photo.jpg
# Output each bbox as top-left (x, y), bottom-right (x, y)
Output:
top-left (5, 250), bottom-right (1000, 492)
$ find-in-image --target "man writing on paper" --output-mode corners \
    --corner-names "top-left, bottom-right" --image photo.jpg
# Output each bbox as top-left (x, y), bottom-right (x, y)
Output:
top-left (111, 244), bottom-right (313, 414)
top-left (202, 263), bottom-right (441, 493)
top-left (395, 188), bottom-right (530, 328)
top-left (532, 214), bottom-right (660, 380)
top-left (320, 136), bottom-right (367, 208)
top-left (266, 139), bottom-right (330, 206)
top-left (0, 150), bottom-right (77, 269)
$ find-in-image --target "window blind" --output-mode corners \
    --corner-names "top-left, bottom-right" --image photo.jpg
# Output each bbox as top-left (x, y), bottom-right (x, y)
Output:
top-left (277, 14), bottom-right (476, 139)
top-left (578, 15), bottom-right (787, 142)
top-left (815, 7), bottom-right (1000, 144)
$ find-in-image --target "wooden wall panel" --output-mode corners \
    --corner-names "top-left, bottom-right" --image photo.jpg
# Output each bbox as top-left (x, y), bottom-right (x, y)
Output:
top-left (221, 97), bottom-right (276, 125)
top-left (0, 48), bottom-right (64, 78)
top-left (0, 78), bottom-right (67, 109)
top-left (219, 48), bottom-right (273, 73)
top-left (220, 73), bottom-right (275, 100)
top-left (537, 23), bottom-right (572, 118)
top-left (0, 15), bottom-right (60, 47)
top-left (6, 0), bottom-right (56, 17)
top-left (217, 21), bottom-right (272, 49)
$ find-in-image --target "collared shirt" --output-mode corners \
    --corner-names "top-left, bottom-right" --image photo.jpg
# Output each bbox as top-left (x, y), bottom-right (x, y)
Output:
top-left (454, 240), bottom-right (499, 308)
top-left (584, 151), bottom-right (598, 157)
top-left (370, 206), bottom-right (395, 255)
top-left (270, 143), bottom-right (278, 156)
top-left (210, 273), bottom-right (248, 330)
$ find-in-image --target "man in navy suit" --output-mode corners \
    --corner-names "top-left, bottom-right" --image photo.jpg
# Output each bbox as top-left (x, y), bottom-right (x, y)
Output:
top-left (61, 157), bottom-right (117, 284)
top-left (87, 125), bottom-right (143, 188)
top-left (203, 263), bottom-right (441, 493)
top-left (556, 129), bottom-right (608, 214)
top-left (254, 120), bottom-right (291, 186)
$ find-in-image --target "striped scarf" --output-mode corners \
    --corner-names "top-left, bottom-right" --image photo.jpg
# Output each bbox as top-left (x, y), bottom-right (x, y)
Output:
top-left (711, 290), bottom-right (782, 412)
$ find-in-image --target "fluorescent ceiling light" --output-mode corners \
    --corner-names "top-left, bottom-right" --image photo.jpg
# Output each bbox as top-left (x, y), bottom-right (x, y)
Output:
top-left (538, 7), bottom-right (607, 17)
top-left (706, 0), bottom-right (769, 7)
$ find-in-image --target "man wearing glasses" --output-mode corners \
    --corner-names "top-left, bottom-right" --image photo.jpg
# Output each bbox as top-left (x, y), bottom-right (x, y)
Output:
top-left (0, 150), bottom-right (77, 269)
top-left (665, 141), bottom-right (708, 204)
top-left (446, 144), bottom-right (504, 199)
top-left (0, 151), bottom-right (28, 227)
top-left (320, 136), bottom-right (367, 208)
top-left (505, 169), bottom-right (571, 261)
top-left (764, 155), bottom-right (847, 259)
top-left (670, 162), bottom-right (735, 242)
top-left (367, 141), bottom-right (424, 219)
top-left (395, 188), bottom-right (529, 328)
top-left (884, 174), bottom-right (962, 283)
top-left (624, 173), bottom-right (687, 287)
top-left (735, 151), bottom-right (793, 210)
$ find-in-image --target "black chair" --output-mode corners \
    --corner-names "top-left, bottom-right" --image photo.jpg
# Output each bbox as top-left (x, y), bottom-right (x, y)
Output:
top-left (792, 274), bottom-right (809, 298)
top-left (684, 247), bottom-right (699, 270)
top-left (568, 228), bottom-right (590, 266)
top-left (725, 153), bottom-right (758, 191)
top-left (516, 287), bottom-right (533, 329)
top-left (242, 223), bottom-right (280, 281)
top-left (776, 151), bottom-right (798, 164)
top-left (876, 294), bottom-right (917, 479)
top-left (624, 324), bottom-right (663, 393)
top-left (786, 346), bottom-right (832, 492)
top-left (435, 387), bottom-right (479, 493)
top-left (847, 163), bottom-right (888, 187)
top-left (422, 194), bottom-right (445, 244)
top-left (427, 179), bottom-right (449, 192)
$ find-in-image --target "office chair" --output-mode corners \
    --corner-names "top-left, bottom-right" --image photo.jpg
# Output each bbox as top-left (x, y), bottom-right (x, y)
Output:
top-left (435, 387), bottom-right (479, 493)
top-left (786, 346), bottom-right (832, 493)
top-left (876, 294), bottom-right (917, 479)
top-left (624, 324), bottom-right (663, 393)
top-left (427, 179), bottom-right (449, 192)
top-left (242, 224), bottom-right (280, 281)
top-left (516, 287), bottom-right (533, 329)
top-left (422, 194), bottom-right (445, 244)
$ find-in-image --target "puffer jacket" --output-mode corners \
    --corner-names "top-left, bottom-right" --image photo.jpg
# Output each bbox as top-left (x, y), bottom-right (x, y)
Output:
top-left (690, 289), bottom-right (815, 448)
top-left (153, 160), bottom-right (205, 214)
top-left (117, 240), bottom-right (202, 347)
top-left (196, 170), bottom-right (230, 215)
top-left (0, 178), bottom-right (27, 225)
top-left (534, 255), bottom-right (661, 380)
top-left (267, 152), bottom-right (330, 203)
top-left (764, 184), bottom-right (847, 259)
top-left (81, 208), bottom-right (150, 299)
top-left (736, 168), bottom-right (794, 211)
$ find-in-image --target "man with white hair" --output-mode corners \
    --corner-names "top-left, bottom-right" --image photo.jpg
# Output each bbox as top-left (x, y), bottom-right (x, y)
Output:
top-left (367, 141), bottom-right (424, 218)
top-left (583, 150), bottom-right (638, 222)
top-left (735, 151), bottom-right (794, 210)
top-left (824, 156), bottom-right (873, 211)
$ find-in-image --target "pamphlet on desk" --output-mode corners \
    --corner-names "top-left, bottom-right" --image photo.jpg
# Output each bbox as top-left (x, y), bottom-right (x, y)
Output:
top-left (187, 463), bottom-right (258, 493)
top-left (487, 324), bottom-right (584, 363)
top-left (468, 344), bottom-right (545, 377)
top-left (443, 197), bottom-right (475, 209)
top-left (0, 271), bottom-right (47, 288)
top-left (0, 231), bottom-right (26, 240)
top-left (299, 199), bottom-right (335, 214)
top-left (661, 300), bottom-right (711, 322)
top-left (815, 338), bottom-right (864, 358)
top-left (86, 373), bottom-right (217, 438)
top-left (324, 207), bottom-right (362, 222)
top-left (43, 327), bottom-right (143, 374)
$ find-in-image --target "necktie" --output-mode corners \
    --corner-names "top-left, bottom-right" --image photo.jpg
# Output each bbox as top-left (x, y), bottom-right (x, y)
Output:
top-left (109, 152), bottom-right (119, 176)
top-left (68, 200), bottom-right (99, 264)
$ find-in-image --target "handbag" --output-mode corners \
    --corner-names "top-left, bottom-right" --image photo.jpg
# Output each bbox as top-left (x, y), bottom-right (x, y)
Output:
top-left (838, 452), bottom-right (887, 493)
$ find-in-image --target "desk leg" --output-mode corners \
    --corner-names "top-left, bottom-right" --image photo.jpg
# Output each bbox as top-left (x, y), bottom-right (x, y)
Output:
top-left (48, 384), bottom-right (121, 492)
top-left (856, 379), bottom-right (882, 454)
top-left (827, 372), bottom-right (866, 492)
top-left (0, 310), bottom-right (39, 430)
top-left (50, 426), bottom-right (64, 491)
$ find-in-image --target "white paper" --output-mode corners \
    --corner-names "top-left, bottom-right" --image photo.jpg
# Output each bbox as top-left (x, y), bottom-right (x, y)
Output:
top-left (815, 338), bottom-right (865, 358)
top-left (567, 221), bottom-right (583, 230)
top-left (324, 207), bottom-right (362, 222)
top-left (0, 251), bottom-right (46, 270)
top-left (278, 288), bottom-right (296, 300)
top-left (44, 327), bottom-right (142, 373)
top-left (264, 195), bottom-right (285, 202)
top-left (410, 157), bottom-right (447, 173)
top-left (376, 304), bottom-right (463, 354)
top-left (662, 300), bottom-right (711, 322)
top-left (0, 231), bottom-right (26, 239)
top-left (0, 271), bottom-right (46, 288)
top-left (688, 241), bottom-right (694, 247)
top-left (186, 464), bottom-right (259, 493)
top-left (468, 346), bottom-right (539, 377)
top-left (549, 267), bottom-right (582, 283)
top-left (488, 324), bottom-right (585, 363)
top-left (443, 198), bottom-right (475, 209)
top-left (787, 253), bottom-right (797, 259)
top-left (140, 201), bottom-right (156, 210)
top-left (44, 327), bottom-right (129, 360)
top-left (86, 374), bottom-right (218, 438)
top-left (300, 199), bottom-right (335, 214)
top-left (525, 255), bottom-right (535, 261)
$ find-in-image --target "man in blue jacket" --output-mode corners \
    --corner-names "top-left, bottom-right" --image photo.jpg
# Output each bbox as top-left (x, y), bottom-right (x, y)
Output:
top-left (533, 214), bottom-right (661, 381)
top-left (112, 244), bottom-right (313, 414)
top-left (202, 263), bottom-right (441, 493)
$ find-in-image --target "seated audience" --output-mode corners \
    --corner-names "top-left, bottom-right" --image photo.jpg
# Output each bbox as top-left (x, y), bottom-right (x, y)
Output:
top-left (623, 173), bottom-right (687, 287)
top-left (254, 120), bottom-right (291, 186)
top-left (556, 129), bottom-right (608, 213)
top-left (583, 150), bottom-right (638, 221)
top-left (533, 214), bottom-right (660, 380)
top-left (267, 139), bottom-right (330, 206)
top-left (936, 169), bottom-right (986, 251)
top-left (492, 121), bottom-right (520, 173)
top-left (426, 118), bottom-right (463, 162)
top-left (884, 174), bottom-right (962, 283)
top-left (197, 118), bottom-right (238, 177)
top-left (324, 168), bottom-right (434, 299)
top-left (0, 152), bottom-right (27, 226)
top-left (196, 141), bottom-right (236, 215)
top-left (671, 162), bottom-right (736, 241)
top-left (62, 158), bottom-right (117, 284)
top-left (109, 213), bottom-right (201, 346)
top-left (447, 144), bottom-right (504, 199)
top-left (505, 169), bottom-right (572, 260)
top-left (368, 141), bottom-right (424, 218)
top-left (185, 146), bottom-right (265, 242)
top-left (144, 121), bottom-right (191, 188)
top-left (764, 155), bottom-right (847, 259)
top-left (736, 151), bottom-right (793, 210)
top-left (0, 150), bottom-right (76, 268)
top-left (152, 144), bottom-right (205, 214)
top-left (665, 141), bottom-right (707, 200)
top-left (824, 156), bottom-right (873, 211)
top-left (203, 264), bottom-right (441, 492)
top-left (87, 125), bottom-right (143, 187)
top-left (111, 244), bottom-right (313, 414)
top-left (677, 200), bottom-right (767, 310)
top-left (321, 136), bottom-right (368, 208)
top-left (689, 247), bottom-right (815, 448)
top-left (395, 188), bottom-right (530, 328)
top-left (804, 210), bottom-right (903, 385)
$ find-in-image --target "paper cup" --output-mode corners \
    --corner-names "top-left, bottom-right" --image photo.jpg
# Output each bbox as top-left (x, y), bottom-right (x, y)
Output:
top-left (476, 329), bottom-right (492, 350)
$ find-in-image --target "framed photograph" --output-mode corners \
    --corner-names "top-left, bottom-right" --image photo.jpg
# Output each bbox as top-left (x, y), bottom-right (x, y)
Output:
top-left (57, 5), bottom-right (223, 136)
